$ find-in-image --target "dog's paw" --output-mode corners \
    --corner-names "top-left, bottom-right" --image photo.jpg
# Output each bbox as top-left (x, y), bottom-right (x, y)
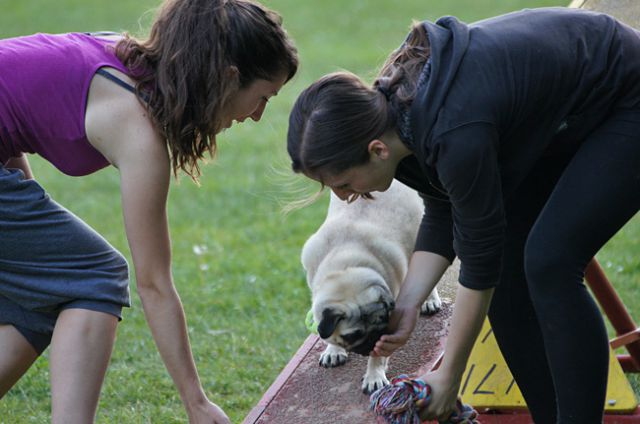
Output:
top-left (420, 287), bottom-right (442, 315)
top-left (319, 344), bottom-right (348, 368)
top-left (361, 369), bottom-right (389, 394)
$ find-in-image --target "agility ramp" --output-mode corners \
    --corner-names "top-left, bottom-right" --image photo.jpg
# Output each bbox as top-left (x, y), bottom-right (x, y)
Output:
top-left (243, 265), bottom-right (459, 424)
top-left (243, 264), bottom-right (638, 424)
top-left (242, 308), bottom-right (452, 423)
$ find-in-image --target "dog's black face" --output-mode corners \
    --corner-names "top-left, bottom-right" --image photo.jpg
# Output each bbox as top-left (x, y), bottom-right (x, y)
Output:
top-left (317, 298), bottom-right (395, 356)
top-left (348, 327), bottom-right (387, 356)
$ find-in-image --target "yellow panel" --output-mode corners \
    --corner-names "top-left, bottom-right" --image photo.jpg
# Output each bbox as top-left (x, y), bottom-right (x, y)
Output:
top-left (458, 319), bottom-right (638, 412)
top-left (605, 346), bottom-right (638, 412)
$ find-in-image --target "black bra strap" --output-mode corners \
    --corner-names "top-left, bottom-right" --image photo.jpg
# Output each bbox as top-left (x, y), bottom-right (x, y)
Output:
top-left (96, 68), bottom-right (136, 94)
top-left (96, 68), bottom-right (150, 103)
top-left (85, 31), bottom-right (121, 37)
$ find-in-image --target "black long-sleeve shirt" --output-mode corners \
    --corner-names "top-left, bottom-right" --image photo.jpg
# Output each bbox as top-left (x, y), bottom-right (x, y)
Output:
top-left (394, 7), bottom-right (640, 290)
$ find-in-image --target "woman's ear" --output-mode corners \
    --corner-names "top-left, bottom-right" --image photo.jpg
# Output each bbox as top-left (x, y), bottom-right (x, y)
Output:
top-left (226, 65), bottom-right (239, 78)
top-left (225, 65), bottom-right (240, 86)
top-left (368, 139), bottom-right (390, 160)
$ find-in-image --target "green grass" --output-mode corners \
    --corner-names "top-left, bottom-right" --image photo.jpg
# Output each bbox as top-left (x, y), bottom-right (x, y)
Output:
top-left (1, 0), bottom-right (638, 422)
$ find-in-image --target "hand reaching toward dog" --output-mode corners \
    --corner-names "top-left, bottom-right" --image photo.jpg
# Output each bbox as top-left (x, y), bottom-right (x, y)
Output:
top-left (371, 305), bottom-right (420, 356)
top-left (371, 251), bottom-right (450, 357)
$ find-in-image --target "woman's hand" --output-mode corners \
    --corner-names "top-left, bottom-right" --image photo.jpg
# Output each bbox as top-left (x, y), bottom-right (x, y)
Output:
top-left (418, 368), bottom-right (460, 422)
top-left (371, 251), bottom-right (450, 357)
top-left (418, 285), bottom-right (494, 422)
top-left (371, 304), bottom-right (420, 356)
top-left (186, 398), bottom-right (231, 424)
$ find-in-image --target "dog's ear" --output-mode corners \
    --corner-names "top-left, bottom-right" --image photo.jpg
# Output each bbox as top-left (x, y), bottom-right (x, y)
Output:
top-left (317, 307), bottom-right (345, 339)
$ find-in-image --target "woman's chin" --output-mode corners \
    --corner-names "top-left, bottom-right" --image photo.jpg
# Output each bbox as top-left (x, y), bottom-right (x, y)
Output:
top-left (378, 179), bottom-right (394, 192)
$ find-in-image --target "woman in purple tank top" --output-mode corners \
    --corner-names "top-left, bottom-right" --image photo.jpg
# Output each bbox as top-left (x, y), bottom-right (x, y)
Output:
top-left (0, 1), bottom-right (297, 423)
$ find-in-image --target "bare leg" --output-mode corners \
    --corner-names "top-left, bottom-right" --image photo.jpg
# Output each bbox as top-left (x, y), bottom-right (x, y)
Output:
top-left (0, 324), bottom-right (39, 398)
top-left (50, 309), bottom-right (118, 424)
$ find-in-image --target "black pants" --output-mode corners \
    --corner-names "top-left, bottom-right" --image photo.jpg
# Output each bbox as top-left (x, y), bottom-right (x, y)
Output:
top-left (488, 109), bottom-right (640, 423)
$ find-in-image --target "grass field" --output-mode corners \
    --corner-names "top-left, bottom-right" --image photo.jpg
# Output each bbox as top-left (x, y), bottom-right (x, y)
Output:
top-left (1, 0), bottom-right (638, 422)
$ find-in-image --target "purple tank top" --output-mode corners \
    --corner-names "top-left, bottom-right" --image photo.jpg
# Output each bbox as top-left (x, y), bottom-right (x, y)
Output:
top-left (0, 33), bottom-right (130, 176)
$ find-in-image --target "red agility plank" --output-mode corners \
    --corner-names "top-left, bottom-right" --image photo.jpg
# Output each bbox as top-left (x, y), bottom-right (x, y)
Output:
top-left (243, 303), bottom-right (453, 423)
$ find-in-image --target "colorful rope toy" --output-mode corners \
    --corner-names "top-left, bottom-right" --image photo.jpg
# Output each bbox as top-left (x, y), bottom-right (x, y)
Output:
top-left (370, 375), bottom-right (478, 424)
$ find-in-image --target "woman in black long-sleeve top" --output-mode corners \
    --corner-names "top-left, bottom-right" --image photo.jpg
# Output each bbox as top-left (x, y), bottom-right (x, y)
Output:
top-left (287, 7), bottom-right (640, 423)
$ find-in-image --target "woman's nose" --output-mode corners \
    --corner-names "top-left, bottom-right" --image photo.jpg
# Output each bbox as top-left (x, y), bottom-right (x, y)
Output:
top-left (331, 187), bottom-right (351, 201)
top-left (250, 100), bottom-right (267, 122)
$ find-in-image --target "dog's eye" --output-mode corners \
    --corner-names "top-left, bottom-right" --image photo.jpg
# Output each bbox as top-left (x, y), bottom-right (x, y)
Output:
top-left (342, 330), bottom-right (365, 344)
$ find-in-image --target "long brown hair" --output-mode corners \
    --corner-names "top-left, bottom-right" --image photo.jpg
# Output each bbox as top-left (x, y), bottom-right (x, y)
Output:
top-left (287, 22), bottom-right (428, 179)
top-left (116, 0), bottom-right (298, 180)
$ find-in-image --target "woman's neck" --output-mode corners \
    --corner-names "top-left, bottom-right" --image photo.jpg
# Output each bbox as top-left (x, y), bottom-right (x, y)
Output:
top-left (382, 131), bottom-right (413, 165)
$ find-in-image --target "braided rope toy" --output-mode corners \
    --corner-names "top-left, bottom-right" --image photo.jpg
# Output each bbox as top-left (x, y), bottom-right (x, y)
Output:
top-left (370, 375), bottom-right (478, 424)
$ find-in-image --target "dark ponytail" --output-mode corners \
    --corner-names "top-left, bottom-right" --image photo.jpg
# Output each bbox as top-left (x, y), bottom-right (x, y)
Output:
top-left (287, 21), bottom-right (429, 180)
top-left (288, 72), bottom-right (392, 180)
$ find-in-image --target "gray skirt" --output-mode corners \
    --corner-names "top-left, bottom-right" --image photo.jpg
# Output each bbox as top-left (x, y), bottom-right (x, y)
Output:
top-left (0, 166), bottom-right (130, 353)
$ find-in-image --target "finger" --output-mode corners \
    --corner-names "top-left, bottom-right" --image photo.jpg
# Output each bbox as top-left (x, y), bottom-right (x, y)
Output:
top-left (372, 345), bottom-right (390, 356)
top-left (377, 336), bottom-right (407, 350)
top-left (373, 346), bottom-right (394, 357)
top-left (373, 341), bottom-right (403, 356)
top-left (380, 334), bottom-right (408, 344)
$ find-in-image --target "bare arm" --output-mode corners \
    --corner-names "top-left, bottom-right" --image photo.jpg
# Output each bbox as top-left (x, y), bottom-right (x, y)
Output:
top-left (420, 285), bottom-right (493, 420)
top-left (116, 144), bottom-right (228, 422)
top-left (117, 142), bottom-right (229, 423)
top-left (435, 285), bottom-right (493, 379)
top-left (375, 248), bottom-right (494, 419)
top-left (5, 154), bottom-right (34, 179)
top-left (85, 74), bottom-right (230, 423)
top-left (118, 148), bottom-right (202, 400)
top-left (396, 251), bottom-right (451, 310)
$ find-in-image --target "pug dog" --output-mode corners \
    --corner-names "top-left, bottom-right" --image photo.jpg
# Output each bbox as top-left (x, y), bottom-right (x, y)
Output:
top-left (301, 180), bottom-right (442, 393)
